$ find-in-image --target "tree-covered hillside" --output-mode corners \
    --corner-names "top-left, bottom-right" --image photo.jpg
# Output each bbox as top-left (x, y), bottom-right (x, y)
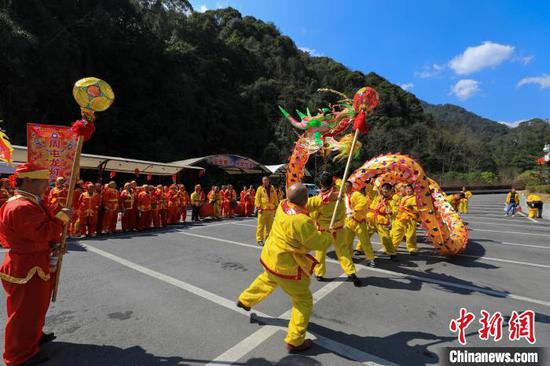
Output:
top-left (1, 0), bottom-right (547, 182)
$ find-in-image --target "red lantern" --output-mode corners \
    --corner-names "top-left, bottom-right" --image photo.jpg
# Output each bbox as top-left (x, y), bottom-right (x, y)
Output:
top-left (171, 175), bottom-right (177, 183)
top-left (134, 168), bottom-right (140, 177)
top-left (109, 171), bottom-right (116, 179)
top-left (146, 174), bottom-right (153, 181)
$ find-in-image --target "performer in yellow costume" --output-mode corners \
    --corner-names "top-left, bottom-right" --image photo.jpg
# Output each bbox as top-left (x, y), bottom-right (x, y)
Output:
top-left (526, 193), bottom-right (543, 218)
top-left (367, 183), bottom-right (398, 261)
top-left (354, 181), bottom-right (375, 255)
top-left (344, 181), bottom-right (376, 267)
top-left (307, 173), bottom-right (361, 286)
top-left (458, 186), bottom-right (473, 214)
top-left (255, 176), bottom-right (279, 245)
top-left (391, 184), bottom-right (419, 255)
top-left (237, 183), bottom-right (332, 352)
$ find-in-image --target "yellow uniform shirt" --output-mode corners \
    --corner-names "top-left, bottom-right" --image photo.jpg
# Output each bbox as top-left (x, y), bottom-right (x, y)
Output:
top-left (367, 195), bottom-right (393, 226)
top-left (260, 200), bottom-right (332, 280)
top-left (505, 192), bottom-right (520, 205)
top-left (395, 195), bottom-right (418, 222)
top-left (190, 192), bottom-right (202, 206)
top-left (255, 185), bottom-right (279, 211)
top-left (347, 191), bottom-right (370, 222)
top-left (527, 194), bottom-right (541, 203)
top-left (306, 190), bottom-right (346, 230)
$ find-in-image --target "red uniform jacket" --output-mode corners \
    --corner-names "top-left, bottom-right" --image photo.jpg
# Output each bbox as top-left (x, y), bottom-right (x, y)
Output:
top-left (138, 191), bottom-right (152, 212)
top-left (79, 192), bottom-right (100, 217)
top-left (167, 191), bottom-right (180, 208)
top-left (48, 186), bottom-right (68, 211)
top-left (120, 190), bottom-right (135, 210)
top-left (0, 192), bottom-right (64, 283)
top-left (102, 188), bottom-right (120, 211)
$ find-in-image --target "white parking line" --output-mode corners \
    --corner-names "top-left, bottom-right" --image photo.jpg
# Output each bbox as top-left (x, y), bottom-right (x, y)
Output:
top-left (467, 220), bottom-right (546, 228)
top-left (81, 241), bottom-right (393, 365)
top-left (369, 241), bottom-right (550, 268)
top-left (178, 232), bottom-right (550, 308)
top-left (231, 222), bottom-right (258, 228)
top-left (518, 211), bottom-right (540, 223)
top-left (471, 228), bottom-right (550, 238)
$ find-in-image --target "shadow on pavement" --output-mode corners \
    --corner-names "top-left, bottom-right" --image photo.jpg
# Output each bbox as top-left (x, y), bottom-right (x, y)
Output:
top-left (42, 341), bottom-right (318, 365)
top-left (250, 314), bottom-right (451, 366)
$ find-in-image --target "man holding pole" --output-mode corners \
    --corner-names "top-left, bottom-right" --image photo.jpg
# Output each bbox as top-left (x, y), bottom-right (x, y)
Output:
top-left (0, 163), bottom-right (71, 366)
top-left (307, 173), bottom-right (361, 287)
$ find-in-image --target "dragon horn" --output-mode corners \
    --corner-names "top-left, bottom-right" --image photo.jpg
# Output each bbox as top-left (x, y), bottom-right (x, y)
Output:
top-left (278, 105), bottom-right (290, 118)
top-left (280, 106), bottom-right (307, 130)
top-left (296, 109), bottom-right (307, 120)
top-left (306, 107), bottom-right (312, 117)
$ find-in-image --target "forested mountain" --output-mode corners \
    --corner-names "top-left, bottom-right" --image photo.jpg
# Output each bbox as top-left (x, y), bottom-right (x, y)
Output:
top-left (0, 0), bottom-right (547, 182)
top-left (421, 102), bottom-right (509, 140)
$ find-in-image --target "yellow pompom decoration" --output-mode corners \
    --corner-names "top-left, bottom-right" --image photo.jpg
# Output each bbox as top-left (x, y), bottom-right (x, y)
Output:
top-left (72, 77), bottom-right (114, 112)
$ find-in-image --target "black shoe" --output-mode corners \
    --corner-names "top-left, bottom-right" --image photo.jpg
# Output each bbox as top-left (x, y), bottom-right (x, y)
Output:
top-left (348, 274), bottom-right (362, 287)
top-left (39, 332), bottom-right (56, 345)
top-left (353, 250), bottom-right (362, 256)
top-left (409, 251), bottom-right (418, 256)
top-left (287, 339), bottom-right (314, 353)
top-left (390, 255), bottom-right (399, 262)
top-left (236, 301), bottom-right (250, 312)
top-left (17, 354), bottom-right (50, 366)
top-left (315, 276), bottom-right (325, 282)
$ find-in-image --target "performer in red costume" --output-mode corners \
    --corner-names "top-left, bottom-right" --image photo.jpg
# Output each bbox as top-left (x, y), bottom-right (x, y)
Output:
top-left (0, 163), bottom-right (71, 366)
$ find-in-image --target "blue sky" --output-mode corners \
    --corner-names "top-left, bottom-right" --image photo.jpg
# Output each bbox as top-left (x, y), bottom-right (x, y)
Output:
top-left (190, 0), bottom-right (550, 125)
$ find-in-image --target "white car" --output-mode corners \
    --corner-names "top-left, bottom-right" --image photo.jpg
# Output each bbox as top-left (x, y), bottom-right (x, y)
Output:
top-left (304, 183), bottom-right (320, 197)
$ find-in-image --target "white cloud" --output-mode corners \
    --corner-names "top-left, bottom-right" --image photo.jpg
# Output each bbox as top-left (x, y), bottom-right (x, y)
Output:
top-left (299, 47), bottom-right (323, 57)
top-left (399, 83), bottom-right (414, 91)
top-left (449, 41), bottom-right (514, 75)
top-left (517, 55), bottom-right (534, 65)
top-left (414, 64), bottom-right (444, 78)
top-left (197, 4), bottom-right (208, 12)
top-left (517, 74), bottom-right (550, 89)
top-left (449, 79), bottom-right (480, 100)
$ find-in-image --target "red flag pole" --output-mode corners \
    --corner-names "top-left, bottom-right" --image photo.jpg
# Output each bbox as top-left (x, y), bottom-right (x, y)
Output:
top-left (51, 134), bottom-right (84, 302)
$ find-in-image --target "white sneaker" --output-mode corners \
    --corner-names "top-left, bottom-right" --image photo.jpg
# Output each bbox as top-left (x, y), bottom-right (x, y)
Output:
top-left (368, 260), bottom-right (376, 267)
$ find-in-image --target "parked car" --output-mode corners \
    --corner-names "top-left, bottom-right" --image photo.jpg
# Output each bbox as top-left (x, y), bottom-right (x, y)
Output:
top-left (304, 183), bottom-right (320, 197)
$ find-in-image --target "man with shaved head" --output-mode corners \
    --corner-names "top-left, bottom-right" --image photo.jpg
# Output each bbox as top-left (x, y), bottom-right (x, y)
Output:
top-left (237, 183), bottom-right (331, 353)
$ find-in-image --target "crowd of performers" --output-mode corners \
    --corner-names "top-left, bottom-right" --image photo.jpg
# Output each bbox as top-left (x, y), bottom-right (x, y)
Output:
top-left (0, 177), bottom-right (287, 239)
top-left (239, 175), bottom-right (474, 351)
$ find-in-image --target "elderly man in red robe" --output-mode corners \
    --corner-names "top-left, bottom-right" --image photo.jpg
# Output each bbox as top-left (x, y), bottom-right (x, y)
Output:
top-left (0, 163), bottom-right (71, 366)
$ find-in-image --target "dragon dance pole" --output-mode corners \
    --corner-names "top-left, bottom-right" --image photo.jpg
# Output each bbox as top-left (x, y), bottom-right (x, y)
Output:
top-left (328, 128), bottom-right (360, 231)
top-left (51, 135), bottom-right (84, 302)
top-left (52, 77), bottom-right (114, 302)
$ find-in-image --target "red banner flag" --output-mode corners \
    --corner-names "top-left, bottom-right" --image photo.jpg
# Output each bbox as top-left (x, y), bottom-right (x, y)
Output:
top-left (146, 174), bottom-right (152, 181)
top-left (27, 123), bottom-right (78, 183)
top-left (171, 175), bottom-right (177, 183)
top-left (109, 171), bottom-right (117, 179)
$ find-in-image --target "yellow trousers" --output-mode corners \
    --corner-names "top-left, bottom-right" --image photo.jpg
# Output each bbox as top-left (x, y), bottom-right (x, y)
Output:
top-left (256, 210), bottom-right (275, 242)
top-left (238, 271), bottom-right (312, 346)
top-left (458, 199), bottom-right (469, 214)
top-left (314, 228), bottom-right (356, 277)
top-left (375, 223), bottom-right (395, 255)
top-left (391, 219), bottom-right (417, 253)
top-left (528, 207), bottom-right (537, 218)
top-left (345, 220), bottom-right (375, 260)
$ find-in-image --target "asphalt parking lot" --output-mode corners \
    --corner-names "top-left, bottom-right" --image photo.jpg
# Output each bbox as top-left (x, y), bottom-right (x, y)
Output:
top-left (1, 193), bottom-right (548, 365)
